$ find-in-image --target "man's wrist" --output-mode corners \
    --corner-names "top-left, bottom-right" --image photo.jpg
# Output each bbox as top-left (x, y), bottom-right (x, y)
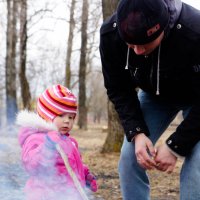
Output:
top-left (131, 133), bottom-right (145, 142)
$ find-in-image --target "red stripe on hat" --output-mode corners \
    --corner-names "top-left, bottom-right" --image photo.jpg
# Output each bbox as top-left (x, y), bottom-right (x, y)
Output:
top-left (39, 96), bottom-right (63, 114)
top-left (57, 84), bottom-right (66, 97)
top-left (37, 107), bottom-right (53, 121)
top-left (46, 89), bottom-right (77, 109)
top-left (39, 98), bottom-right (60, 115)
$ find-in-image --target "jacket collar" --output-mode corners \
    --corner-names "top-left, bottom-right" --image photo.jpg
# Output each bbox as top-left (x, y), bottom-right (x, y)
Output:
top-left (164, 0), bottom-right (182, 36)
top-left (16, 110), bottom-right (58, 131)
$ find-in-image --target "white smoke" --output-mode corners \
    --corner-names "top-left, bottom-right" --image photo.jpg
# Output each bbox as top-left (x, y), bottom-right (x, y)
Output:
top-left (0, 125), bottom-right (27, 200)
top-left (0, 124), bottom-right (101, 200)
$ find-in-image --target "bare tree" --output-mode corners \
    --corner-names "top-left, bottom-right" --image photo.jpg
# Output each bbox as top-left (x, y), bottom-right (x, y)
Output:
top-left (19, 0), bottom-right (31, 110)
top-left (65, 0), bottom-right (76, 89)
top-left (87, 71), bottom-right (107, 124)
top-left (78, 0), bottom-right (88, 130)
top-left (101, 0), bottom-right (124, 152)
top-left (102, 0), bottom-right (118, 20)
top-left (5, 0), bottom-right (18, 124)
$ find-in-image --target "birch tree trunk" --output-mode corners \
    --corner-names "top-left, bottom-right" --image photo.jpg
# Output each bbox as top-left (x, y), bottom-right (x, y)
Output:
top-left (5, 0), bottom-right (18, 124)
top-left (101, 0), bottom-right (124, 153)
top-left (19, 0), bottom-right (31, 110)
top-left (78, 0), bottom-right (88, 130)
top-left (65, 0), bottom-right (76, 89)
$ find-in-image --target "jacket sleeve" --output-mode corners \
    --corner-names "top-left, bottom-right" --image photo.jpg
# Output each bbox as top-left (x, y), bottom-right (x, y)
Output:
top-left (166, 104), bottom-right (200, 156)
top-left (99, 15), bottom-right (150, 142)
top-left (166, 70), bottom-right (200, 156)
top-left (19, 130), bottom-right (56, 175)
top-left (166, 39), bottom-right (200, 156)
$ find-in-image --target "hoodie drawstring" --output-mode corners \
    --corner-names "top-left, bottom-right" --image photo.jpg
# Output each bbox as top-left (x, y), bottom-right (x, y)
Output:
top-left (156, 45), bottom-right (161, 95)
top-left (125, 47), bottom-right (130, 69)
top-left (125, 45), bottom-right (161, 95)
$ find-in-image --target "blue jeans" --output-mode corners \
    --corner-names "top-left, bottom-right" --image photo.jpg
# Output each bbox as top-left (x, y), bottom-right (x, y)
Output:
top-left (118, 90), bottom-right (200, 200)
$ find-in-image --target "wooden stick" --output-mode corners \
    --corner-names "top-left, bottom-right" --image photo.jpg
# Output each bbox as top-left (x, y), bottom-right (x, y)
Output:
top-left (56, 144), bottom-right (89, 200)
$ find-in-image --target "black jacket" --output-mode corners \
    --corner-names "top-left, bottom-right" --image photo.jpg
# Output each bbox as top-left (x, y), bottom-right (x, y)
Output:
top-left (99, 2), bottom-right (200, 156)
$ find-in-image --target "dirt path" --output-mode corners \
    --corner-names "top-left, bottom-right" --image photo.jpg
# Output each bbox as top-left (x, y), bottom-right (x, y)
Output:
top-left (72, 124), bottom-right (183, 200)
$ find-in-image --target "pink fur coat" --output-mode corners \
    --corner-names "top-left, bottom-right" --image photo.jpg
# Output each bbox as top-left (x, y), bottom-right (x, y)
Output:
top-left (17, 110), bottom-right (90, 200)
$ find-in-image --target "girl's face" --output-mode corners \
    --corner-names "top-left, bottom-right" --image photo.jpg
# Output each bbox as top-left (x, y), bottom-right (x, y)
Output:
top-left (53, 113), bottom-right (76, 134)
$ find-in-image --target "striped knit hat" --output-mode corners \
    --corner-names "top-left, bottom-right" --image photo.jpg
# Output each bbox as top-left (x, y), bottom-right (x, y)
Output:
top-left (37, 84), bottom-right (77, 121)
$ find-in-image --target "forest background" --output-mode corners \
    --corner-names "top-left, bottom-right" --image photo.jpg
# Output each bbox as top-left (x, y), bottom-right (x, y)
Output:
top-left (0, 0), bottom-right (199, 200)
top-left (0, 0), bottom-right (199, 131)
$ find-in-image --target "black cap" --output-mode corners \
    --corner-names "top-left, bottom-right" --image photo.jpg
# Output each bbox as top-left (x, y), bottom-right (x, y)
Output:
top-left (117, 0), bottom-right (170, 45)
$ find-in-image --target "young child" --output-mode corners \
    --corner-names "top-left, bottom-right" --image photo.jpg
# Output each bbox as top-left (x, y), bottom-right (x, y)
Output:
top-left (16, 84), bottom-right (98, 200)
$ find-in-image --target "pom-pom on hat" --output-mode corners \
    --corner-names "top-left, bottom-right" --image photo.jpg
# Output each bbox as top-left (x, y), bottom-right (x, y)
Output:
top-left (117, 0), bottom-right (170, 45)
top-left (37, 84), bottom-right (77, 121)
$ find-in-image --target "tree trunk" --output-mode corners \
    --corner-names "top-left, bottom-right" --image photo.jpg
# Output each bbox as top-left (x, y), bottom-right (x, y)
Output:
top-left (5, 0), bottom-right (18, 124)
top-left (101, 0), bottom-right (124, 153)
top-left (19, 0), bottom-right (31, 110)
top-left (102, 101), bottom-right (124, 152)
top-left (65, 0), bottom-right (76, 89)
top-left (102, 0), bottom-right (118, 20)
top-left (78, 0), bottom-right (88, 130)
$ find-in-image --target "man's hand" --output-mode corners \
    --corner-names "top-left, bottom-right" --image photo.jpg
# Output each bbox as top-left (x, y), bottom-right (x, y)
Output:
top-left (134, 133), bottom-right (157, 170)
top-left (154, 144), bottom-right (177, 173)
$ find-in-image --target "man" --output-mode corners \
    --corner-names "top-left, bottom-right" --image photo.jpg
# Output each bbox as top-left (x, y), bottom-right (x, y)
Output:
top-left (99, 0), bottom-right (200, 199)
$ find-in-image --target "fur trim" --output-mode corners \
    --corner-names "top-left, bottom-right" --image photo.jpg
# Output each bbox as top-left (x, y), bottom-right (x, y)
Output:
top-left (16, 110), bottom-right (58, 131)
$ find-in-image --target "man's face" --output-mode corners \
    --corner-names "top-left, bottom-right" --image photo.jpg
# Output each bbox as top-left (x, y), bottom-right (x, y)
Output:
top-left (127, 31), bottom-right (164, 56)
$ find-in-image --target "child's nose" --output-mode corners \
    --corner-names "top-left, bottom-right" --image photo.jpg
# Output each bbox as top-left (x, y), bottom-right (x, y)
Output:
top-left (63, 117), bottom-right (69, 123)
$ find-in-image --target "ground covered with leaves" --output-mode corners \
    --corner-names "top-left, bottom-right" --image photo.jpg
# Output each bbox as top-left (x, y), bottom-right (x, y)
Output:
top-left (73, 124), bottom-right (183, 200)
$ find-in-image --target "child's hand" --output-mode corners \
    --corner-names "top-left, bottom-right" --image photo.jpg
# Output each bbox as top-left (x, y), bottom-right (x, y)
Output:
top-left (86, 173), bottom-right (98, 192)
